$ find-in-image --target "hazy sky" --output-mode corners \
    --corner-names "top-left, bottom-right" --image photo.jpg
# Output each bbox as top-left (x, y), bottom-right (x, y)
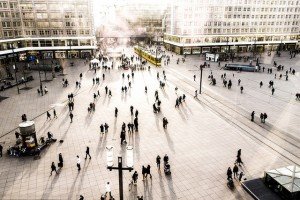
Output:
top-left (93, 0), bottom-right (168, 27)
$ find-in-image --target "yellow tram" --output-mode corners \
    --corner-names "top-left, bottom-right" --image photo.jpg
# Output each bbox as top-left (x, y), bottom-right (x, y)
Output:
top-left (134, 46), bottom-right (161, 67)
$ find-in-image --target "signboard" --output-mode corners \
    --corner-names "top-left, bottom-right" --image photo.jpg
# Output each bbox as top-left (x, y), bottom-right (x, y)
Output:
top-left (19, 53), bottom-right (27, 61)
top-left (206, 53), bottom-right (219, 62)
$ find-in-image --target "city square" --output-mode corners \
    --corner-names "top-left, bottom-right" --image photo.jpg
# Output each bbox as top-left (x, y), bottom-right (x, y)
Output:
top-left (0, 0), bottom-right (299, 200)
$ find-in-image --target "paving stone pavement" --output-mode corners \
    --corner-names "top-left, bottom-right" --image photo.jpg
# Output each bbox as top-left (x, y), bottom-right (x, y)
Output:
top-left (162, 51), bottom-right (300, 139)
top-left (0, 48), bottom-right (298, 199)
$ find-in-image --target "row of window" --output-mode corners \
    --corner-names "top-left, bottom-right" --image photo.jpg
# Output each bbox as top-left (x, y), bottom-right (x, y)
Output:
top-left (179, 27), bottom-right (297, 35)
top-left (200, 21), bottom-right (299, 26)
top-left (23, 29), bottom-right (90, 36)
top-left (1, 29), bottom-right (91, 38)
top-left (185, 0), bottom-right (298, 5)
top-left (1, 21), bottom-right (92, 28)
top-left (19, 12), bottom-right (89, 20)
top-left (183, 13), bottom-right (299, 19)
top-left (224, 6), bottom-right (298, 12)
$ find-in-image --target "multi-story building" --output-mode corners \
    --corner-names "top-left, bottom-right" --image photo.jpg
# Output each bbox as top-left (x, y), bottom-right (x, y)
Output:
top-left (164, 0), bottom-right (300, 55)
top-left (0, 0), bottom-right (95, 65)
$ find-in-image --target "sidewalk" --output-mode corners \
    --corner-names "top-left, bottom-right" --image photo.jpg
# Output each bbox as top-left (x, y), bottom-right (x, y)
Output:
top-left (0, 49), bottom-right (295, 199)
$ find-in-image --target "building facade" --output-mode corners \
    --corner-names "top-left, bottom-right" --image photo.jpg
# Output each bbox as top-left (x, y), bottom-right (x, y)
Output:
top-left (164, 0), bottom-right (300, 55)
top-left (0, 0), bottom-right (96, 64)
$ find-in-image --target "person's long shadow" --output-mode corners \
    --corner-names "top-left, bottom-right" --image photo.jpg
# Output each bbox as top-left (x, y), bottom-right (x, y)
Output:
top-left (107, 96), bottom-right (111, 105)
top-left (96, 133), bottom-right (107, 157)
top-left (41, 172), bottom-right (60, 199)
top-left (77, 159), bottom-right (91, 191)
top-left (143, 177), bottom-right (153, 199)
top-left (180, 105), bottom-right (189, 121)
top-left (157, 171), bottom-right (167, 198)
top-left (161, 89), bottom-right (169, 100)
top-left (67, 172), bottom-right (80, 199)
top-left (59, 123), bottom-right (71, 144)
top-left (58, 110), bottom-right (72, 127)
top-left (176, 107), bottom-right (186, 121)
top-left (102, 94), bottom-right (107, 104)
top-left (163, 129), bottom-right (175, 153)
top-left (134, 131), bottom-right (140, 161)
top-left (183, 101), bottom-right (194, 114)
top-left (112, 117), bottom-right (118, 140)
top-left (166, 174), bottom-right (178, 199)
top-left (84, 112), bottom-right (94, 128)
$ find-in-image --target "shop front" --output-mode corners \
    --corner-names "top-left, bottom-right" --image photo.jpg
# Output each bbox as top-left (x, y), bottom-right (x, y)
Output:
top-left (81, 50), bottom-right (92, 59)
top-left (19, 52), bottom-right (27, 61)
top-left (55, 51), bottom-right (66, 59)
top-left (183, 47), bottom-right (192, 55)
top-left (27, 51), bottom-right (39, 62)
top-left (192, 47), bottom-right (201, 54)
top-left (68, 50), bottom-right (79, 58)
top-left (42, 51), bottom-right (54, 59)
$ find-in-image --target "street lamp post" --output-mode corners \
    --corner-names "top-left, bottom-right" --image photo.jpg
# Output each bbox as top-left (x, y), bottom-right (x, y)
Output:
top-left (155, 47), bottom-right (158, 67)
top-left (36, 59), bottom-right (43, 96)
top-left (11, 44), bottom-right (20, 94)
top-left (253, 38), bottom-right (257, 59)
top-left (12, 64), bottom-right (20, 94)
top-left (106, 146), bottom-right (133, 200)
top-left (199, 65), bottom-right (204, 94)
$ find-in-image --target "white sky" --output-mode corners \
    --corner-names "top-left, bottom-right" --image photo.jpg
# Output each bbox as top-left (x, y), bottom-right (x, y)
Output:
top-left (93, 0), bottom-right (169, 27)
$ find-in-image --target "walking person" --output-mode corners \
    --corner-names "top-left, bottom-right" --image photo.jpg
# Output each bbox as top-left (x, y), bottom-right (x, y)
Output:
top-left (156, 155), bottom-right (161, 169)
top-left (129, 171), bottom-right (139, 190)
top-left (46, 111), bottom-right (51, 120)
top-left (58, 153), bottom-right (63, 168)
top-left (115, 107), bottom-right (118, 117)
top-left (76, 155), bottom-right (81, 171)
top-left (85, 147), bottom-right (91, 159)
top-left (263, 113), bottom-right (268, 123)
top-left (235, 155), bottom-right (244, 166)
top-left (240, 86), bottom-right (244, 94)
top-left (104, 123), bottom-right (109, 133)
top-left (260, 113), bottom-right (264, 123)
top-left (193, 75), bottom-right (196, 81)
top-left (163, 117), bottom-right (168, 129)
top-left (130, 106), bottom-right (134, 116)
top-left (239, 172), bottom-right (244, 182)
top-left (50, 162), bottom-right (58, 175)
top-left (135, 110), bottom-right (138, 118)
top-left (194, 90), bottom-right (198, 98)
top-left (108, 90), bottom-right (112, 97)
top-left (145, 86), bottom-right (147, 93)
top-left (100, 124), bottom-right (104, 134)
top-left (134, 117), bottom-right (139, 131)
top-left (227, 167), bottom-right (233, 180)
top-left (142, 166), bottom-right (147, 180)
top-left (69, 112), bottom-right (73, 123)
top-left (251, 111), bottom-right (255, 122)
top-left (146, 165), bottom-right (152, 179)
top-left (272, 87), bottom-right (275, 95)
top-left (105, 86), bottom-right (108, 95)
top-left (237, 149), bottom-right (242, 158)
top-left (53, 109), bottom-right (57, 118)
top-left (120, 130), bottom-right (126, 144)
top-left (233, 164), bottom-right (239, 178)
top-left (259, 81), bottom-right (263, 88)
top-left (0, 144), bottom-right (2, 157)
